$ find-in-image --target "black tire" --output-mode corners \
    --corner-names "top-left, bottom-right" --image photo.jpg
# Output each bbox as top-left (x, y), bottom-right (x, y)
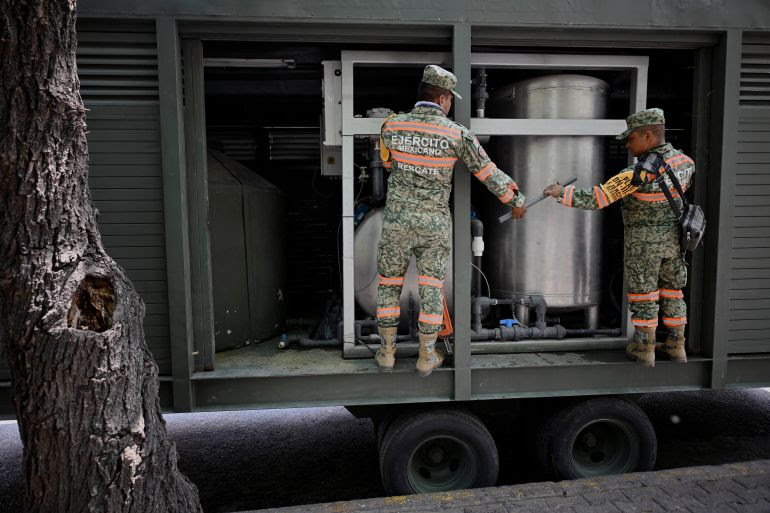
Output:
top-left (379, 409), bottom-right (499, 495)
top-left (536, 397), bottom-right (656, 480)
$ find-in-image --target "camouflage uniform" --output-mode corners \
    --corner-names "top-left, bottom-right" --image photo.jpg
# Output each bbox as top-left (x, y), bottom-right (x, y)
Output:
top-left (377, 65), bottom-right (525, 335)
top-left (556, 109), bottom-right (694, 330)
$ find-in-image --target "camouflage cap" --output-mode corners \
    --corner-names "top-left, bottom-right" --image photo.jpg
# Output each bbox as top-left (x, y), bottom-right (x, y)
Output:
top-left (615, 108), bottom-right (665, 141)
top-left (421, 65), bottom-right (463, 100)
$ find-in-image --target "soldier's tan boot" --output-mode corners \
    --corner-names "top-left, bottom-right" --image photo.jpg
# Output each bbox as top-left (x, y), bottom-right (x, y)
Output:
top-left (416, 332), bottom-right (444, 377)
top-left (626, 326), bottom-right (656, 368)
top-left (656, 327), bottom-right (687, 363)
top-left (375, 326), bottom-right (397, 371)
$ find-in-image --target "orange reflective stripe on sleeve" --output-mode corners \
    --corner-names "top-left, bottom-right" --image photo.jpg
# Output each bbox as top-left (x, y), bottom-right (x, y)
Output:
top-left (377, 307), bottom-right (400, 318)
top-left (659, 288), bottom-right (684, 299)
top-left (664, 155), bottom-right (694, 168)
top-left (627, 291), bottom-right (660, 302)
top-left (594, 186), bottom-right (610, 209)
top-left (663, 317), bottom-right (687, 327)
top-left (632, 318), bottom-right (658, 327)
top-left (383, 121), bottom-right (462, 140)
top-left (417, 275), bottom-right (444, 288)
top-left (390, 149), bottom-right (457, 168)
top-left (379, 275), bottom-right (405, 286)
top-left (418, 312), bottom-right (444, 325)
top-left (498, 186), bottom-right (515, 204)
top-left (473, 163), bottom-right (494, 181)
top-left (561, 185), bottom-right (575, 207)
top-left (383, 161), bottom-right (392, 169)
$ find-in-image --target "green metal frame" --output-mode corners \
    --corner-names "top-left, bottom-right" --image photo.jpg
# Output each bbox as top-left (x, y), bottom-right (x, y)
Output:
top-left (25, 3), bottom-right (762, 413)
top-left (182, 39), bottom-right (216, 372)
top-left (156, 17), bottom-right (194, 411)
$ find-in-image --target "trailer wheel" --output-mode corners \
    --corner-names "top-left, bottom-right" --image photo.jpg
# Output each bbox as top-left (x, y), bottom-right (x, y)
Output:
top-left (379, 409), bottom-right (498, 495)
top-left (537, 397), bottom-right (656, 480)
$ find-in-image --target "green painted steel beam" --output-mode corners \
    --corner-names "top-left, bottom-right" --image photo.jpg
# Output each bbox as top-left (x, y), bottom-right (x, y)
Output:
top-left (182, 39), bottom-right (216, 372)
top-left (156, 17), bottom-right (195, 411)
top-left (77, 1), bottom-right (770, 30)
top-left (708, 30), bottom-right (742, 389)
top-left (452, 22), bottom-right (472, 402)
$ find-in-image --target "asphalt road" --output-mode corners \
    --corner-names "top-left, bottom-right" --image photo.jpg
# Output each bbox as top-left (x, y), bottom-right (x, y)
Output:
top-left (1, 389), bottom-right (770, 513)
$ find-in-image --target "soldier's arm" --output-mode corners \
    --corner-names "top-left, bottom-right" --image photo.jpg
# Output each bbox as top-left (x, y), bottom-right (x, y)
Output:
top-left (456, 128), bottom-right (525, 208)
top-left (557, 167), bottom-right (640, 210)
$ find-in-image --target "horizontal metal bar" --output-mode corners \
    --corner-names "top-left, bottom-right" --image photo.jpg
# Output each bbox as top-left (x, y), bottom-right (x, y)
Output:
top-left (345, 117), bottom-right (627, 136)
top-left (340, 50), bottom-right (450, 67)
top-left (471, 118), bottom-right (627, 136)
top-left (471, 52), bottom-right (649, 70)
top-left (203, 58), bottom-right (295, 68)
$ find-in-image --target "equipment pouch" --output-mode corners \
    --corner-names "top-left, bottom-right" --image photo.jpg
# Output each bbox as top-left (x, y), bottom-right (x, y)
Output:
top-left (680, 203), bottom-right (706, 252)
top-left (652, 152), bottom-right (706, 254)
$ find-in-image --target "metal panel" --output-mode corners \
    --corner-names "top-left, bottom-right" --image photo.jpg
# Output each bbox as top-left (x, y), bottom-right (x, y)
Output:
top-left (157, 17), bottom-right (195, 411)
top-left (728, 32), bottom-right (770, 355)
top-left (77, 1), bottom-right (770, 31)
top-left (81, 26), bottom-right (171, 374)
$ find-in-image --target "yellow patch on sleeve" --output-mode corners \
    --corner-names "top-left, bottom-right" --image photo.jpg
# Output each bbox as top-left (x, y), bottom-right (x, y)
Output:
top-left (600, 169), bottom-right (641, 203)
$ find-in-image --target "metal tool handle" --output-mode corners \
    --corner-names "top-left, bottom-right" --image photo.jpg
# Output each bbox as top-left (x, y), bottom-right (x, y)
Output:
top-left (497, 176), bottom-right (578, 224)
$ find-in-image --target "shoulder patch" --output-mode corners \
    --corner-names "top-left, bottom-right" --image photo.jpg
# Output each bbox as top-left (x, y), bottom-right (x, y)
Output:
top-left (473, 137), bottom-right (488, 160)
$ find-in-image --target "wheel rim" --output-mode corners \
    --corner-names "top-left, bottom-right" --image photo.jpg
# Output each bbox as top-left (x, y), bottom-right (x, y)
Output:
top-left (569, 418), bottom-right (640, 477)
top-left (407, 435), bottom-right (477, 493)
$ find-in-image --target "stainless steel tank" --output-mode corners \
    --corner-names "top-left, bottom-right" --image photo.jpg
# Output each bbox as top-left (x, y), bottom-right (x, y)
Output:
top-left (354, 208), bottom-right (453, 331)
top-left (486, 74), bottom-right (608, 315)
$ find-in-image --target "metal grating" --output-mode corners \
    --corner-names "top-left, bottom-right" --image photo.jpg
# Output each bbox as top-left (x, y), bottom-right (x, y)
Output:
top-left (267, 126), bottom-right (320, 160)
top-left (76, 30), bottom-right (160, 106)
top-left (728, 36), bottom-right (770, 354)
top-left (740, 40), bottom-right (770, 107)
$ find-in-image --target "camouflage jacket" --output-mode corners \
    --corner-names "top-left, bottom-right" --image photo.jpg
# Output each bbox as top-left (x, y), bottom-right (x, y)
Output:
top-left (557, 143), bottom-right (695, 228)
top-left (381, 103), bottom-right (525, 213)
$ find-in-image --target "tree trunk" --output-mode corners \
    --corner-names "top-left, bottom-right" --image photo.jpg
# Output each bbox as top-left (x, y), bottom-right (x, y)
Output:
top-left (0, 2), bottom-right (203, 511)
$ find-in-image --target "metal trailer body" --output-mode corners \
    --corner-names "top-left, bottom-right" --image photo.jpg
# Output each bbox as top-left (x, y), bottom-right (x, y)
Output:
top-left (2, 1), bottom-right (770, 487)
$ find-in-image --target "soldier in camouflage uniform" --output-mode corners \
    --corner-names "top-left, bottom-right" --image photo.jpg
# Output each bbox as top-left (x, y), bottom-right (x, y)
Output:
top-left (544, 108), bottom-right (694, 368)
top-left (376, 65), bottom-right (527, 376)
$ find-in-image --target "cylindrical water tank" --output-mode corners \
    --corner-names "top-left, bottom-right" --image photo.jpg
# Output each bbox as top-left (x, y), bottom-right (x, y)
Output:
top-left (354, 208), bottom-right (453, 330)
top-left (486, 74), bottom-right (608, 309)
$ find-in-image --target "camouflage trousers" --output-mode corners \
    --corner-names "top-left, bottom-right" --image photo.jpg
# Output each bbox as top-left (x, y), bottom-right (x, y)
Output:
top-left (376, 208), bottom-right (450, 335)
top-left (624, 225), bottom-right (688, 329)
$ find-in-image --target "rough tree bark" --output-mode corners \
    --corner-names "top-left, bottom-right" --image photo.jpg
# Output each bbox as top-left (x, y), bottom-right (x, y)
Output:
top-left (0, 1), bottom-right (203, 511)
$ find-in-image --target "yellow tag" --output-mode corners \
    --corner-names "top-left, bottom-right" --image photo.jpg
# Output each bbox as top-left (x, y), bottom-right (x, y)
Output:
top-left (379, 113), bottom-right (398, 166)
top-left (600, 169), bottom-right (642, 203)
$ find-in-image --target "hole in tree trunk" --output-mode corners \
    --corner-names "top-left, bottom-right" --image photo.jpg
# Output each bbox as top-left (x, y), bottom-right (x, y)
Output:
top-left (67, 275), bottom-right (116, 332)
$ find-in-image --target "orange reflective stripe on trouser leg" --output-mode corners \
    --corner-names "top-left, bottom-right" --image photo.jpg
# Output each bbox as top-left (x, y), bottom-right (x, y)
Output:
top-left (663, 317), bottom-right (687, 327)
top-left (379, 275), bottom-right (405, 286)
top-left (418, 312), bottom-right (444, 325)
top-left (627, 290), bottom-right (660, 303)
top-left (631, 318), bottom-right (658, 327)
top-left (417, 275), bottom-right (444, 288)
top-left (659, 288), bottom-right (684, 299)
top-left (377, 307), bottom-right (400, 319)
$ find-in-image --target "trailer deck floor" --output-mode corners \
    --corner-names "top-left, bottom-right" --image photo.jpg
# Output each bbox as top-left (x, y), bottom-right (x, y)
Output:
top-left (193, 337), bottom-right (709, 379)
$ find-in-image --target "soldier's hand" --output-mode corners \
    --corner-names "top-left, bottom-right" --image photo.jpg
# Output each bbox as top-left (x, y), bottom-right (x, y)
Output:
top-left (512, 204), bottom-right (527, 219)
top-left (543, 182), bottom-right (563, 198)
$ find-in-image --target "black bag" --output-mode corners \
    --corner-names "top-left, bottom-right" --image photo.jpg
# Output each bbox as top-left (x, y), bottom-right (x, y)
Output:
top-left (648, 153), bottom-right (706, 254)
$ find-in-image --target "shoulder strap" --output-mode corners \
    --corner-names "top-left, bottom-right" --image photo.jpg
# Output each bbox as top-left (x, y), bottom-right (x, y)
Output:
top-left (654, 156), bottom-right (689, 222)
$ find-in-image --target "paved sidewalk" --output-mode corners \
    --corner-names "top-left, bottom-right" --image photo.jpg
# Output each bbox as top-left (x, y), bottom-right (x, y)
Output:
top-left (248, 459), bottom-right (770, 513)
